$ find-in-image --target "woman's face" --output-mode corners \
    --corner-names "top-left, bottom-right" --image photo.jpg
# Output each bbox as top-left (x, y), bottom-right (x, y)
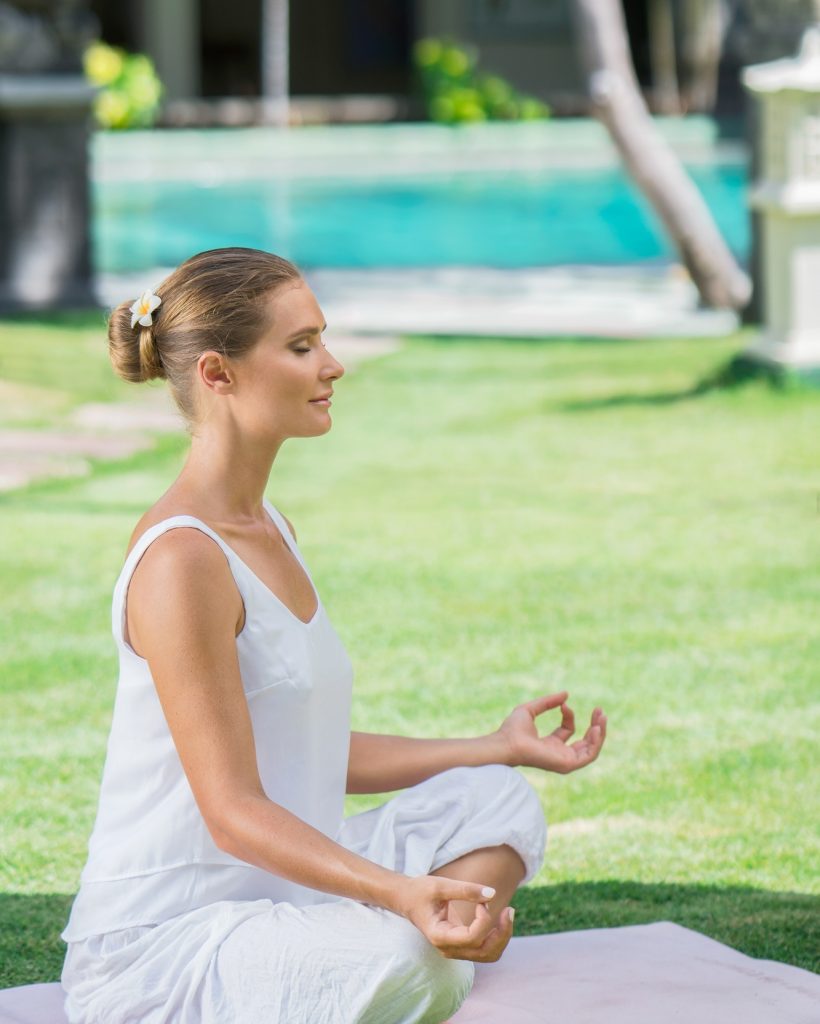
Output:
top-left (215, 278), bottom-right (345, 441)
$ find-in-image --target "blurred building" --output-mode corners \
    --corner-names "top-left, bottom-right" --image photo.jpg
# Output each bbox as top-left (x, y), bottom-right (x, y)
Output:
top-left (88, 0), bottom-right (817, 126)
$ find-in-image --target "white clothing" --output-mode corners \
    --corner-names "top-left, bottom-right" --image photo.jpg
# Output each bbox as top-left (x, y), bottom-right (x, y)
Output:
top-left (62, 498), bottom-right (354, 942)
top-left (63, 765), bottom-right (546, 1024)
top-left (60, 501), bottom-right (548, 1023)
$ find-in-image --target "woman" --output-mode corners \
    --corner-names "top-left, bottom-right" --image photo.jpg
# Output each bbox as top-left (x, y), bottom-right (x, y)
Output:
top-left (60, 247), bottom-right (607, 1024)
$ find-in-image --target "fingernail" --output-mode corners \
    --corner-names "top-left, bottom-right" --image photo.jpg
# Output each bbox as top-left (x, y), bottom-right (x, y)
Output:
top-left (508, 907), bottom-right (515, 923)
top-left (481, 886), bottom-right (496, 899)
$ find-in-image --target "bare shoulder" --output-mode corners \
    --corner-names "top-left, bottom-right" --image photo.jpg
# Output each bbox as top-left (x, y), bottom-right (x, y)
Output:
top-left (126, 520), bottom-right (243, 657)
top-left (130, 525), bottom-right (230, 585)
top-left (125, 499), bottom-right (199, 560)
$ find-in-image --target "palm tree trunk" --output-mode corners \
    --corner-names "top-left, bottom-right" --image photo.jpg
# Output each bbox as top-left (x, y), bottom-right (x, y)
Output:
top-left (570, 0), bottom-right (750, 310)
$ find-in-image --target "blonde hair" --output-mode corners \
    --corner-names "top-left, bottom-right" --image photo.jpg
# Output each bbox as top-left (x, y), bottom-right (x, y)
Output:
top-left (108, 247), bottom-right (302, 429)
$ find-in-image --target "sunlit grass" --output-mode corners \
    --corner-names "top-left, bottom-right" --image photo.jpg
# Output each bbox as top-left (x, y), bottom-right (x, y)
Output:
top-left (0, 319), bottom-right (817, 984)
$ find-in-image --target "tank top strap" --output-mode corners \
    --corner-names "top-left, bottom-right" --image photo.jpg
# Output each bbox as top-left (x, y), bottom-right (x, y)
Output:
top-left (111, 514), bottom-right (252, 654)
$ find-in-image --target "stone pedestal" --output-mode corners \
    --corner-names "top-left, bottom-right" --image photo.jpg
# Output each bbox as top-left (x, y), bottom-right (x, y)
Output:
top-left (742, 25), bottom-right (820, 370)
top-left (0, 74), bottom-right (97, 312)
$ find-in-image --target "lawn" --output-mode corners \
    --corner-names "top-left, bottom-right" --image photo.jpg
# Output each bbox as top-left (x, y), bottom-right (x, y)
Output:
top-left (0, 313), bottom-right (817, 986)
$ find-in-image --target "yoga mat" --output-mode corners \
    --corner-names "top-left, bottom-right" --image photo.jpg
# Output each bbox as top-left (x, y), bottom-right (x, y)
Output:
top-left (447, 921), bottom-right (819, 1023)
top-left (0, 921), bottom-right (816, 1024)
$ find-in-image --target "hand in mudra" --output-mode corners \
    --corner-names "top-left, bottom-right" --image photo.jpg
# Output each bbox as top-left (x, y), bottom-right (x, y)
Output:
top-left (495, 691), bottom-right (607, 774)
top-left (399, 876), bottom-right (514, 963)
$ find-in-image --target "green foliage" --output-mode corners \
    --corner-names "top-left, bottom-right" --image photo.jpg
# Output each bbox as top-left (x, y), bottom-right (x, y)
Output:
top-left (83, 40), bottom-right (163, 130)
top-left (413, 37), bottom-right (551, 124)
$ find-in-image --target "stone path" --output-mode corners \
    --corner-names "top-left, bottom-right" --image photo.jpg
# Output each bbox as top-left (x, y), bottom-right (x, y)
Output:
top-left (0, 334), bottom-right (401, 493)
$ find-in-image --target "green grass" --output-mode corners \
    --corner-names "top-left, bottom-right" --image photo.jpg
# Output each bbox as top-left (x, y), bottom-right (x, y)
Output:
top-left (0, 316), bottom-right (818, 986)
top-left (0, 311), bottom-right (143, 427)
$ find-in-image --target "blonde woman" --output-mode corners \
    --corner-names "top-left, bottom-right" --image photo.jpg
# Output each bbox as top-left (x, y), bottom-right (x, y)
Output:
top-left (60, 247), bottom-right (607, 1024)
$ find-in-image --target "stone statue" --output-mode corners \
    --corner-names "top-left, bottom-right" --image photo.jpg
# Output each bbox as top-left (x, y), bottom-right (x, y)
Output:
top-left (0, 0), bottom-right (99, 74)
top-left (0, 0), bottom-right (99, 311)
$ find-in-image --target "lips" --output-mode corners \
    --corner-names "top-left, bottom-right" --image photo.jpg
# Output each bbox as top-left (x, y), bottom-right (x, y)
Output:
top-left (310, 393), bottom-right (333, 402)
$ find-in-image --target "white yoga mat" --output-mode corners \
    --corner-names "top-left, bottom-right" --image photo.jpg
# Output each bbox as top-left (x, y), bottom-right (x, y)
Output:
top-left (448, 921), bottom-right (819, 1023)
top-left (0, 921), bottom-right (816, 1024)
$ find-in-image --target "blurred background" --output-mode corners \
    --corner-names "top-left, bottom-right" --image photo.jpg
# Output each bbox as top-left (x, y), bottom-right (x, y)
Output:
top-left (1, 0), bottom-right (800, 326)
top-left (0, 0), bottom-right (817, 993)
top-left (6, 0), bottom-right (820, 333)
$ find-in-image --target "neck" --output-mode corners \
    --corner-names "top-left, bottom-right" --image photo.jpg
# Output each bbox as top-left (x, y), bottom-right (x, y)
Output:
top-left (175, 422), bottom-right (284, 523)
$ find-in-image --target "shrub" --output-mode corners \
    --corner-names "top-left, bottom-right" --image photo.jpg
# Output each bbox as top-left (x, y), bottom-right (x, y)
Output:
top-left (413, 38), bottom-right (550, 124)
top-left (83, 41), bottom-right (164, 130)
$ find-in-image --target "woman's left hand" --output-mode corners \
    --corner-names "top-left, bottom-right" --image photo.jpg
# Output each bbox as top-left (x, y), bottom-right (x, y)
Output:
top-left (493, 691), bottom-right (607, 774)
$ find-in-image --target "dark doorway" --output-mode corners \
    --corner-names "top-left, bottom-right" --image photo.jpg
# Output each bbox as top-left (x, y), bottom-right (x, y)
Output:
top-left (622, 0), bottom-right (652, 88)
top-left (200, 0), bottom-right (262, 97)
top-left (290, 0), bottom-right (414, 95)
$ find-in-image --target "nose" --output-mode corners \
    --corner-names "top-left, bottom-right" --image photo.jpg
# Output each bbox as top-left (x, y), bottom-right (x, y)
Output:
top-left (322, 346), bottom-right (345, 380)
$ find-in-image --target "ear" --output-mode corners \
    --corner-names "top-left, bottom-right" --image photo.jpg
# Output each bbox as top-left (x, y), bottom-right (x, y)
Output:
top-left (197, 351), bottom-right (235, 394)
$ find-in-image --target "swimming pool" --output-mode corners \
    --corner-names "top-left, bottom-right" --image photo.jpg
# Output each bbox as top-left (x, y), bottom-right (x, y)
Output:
top-left (91, 125), bottom-right (749, 274)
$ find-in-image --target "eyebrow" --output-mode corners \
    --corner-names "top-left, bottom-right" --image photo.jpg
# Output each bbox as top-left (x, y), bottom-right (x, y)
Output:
top-left (287, 323), bottom-right (327, 339)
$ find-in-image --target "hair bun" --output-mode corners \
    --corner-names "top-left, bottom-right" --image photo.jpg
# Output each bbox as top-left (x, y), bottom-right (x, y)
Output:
top-left (108, 300), bottom-right (166, 382)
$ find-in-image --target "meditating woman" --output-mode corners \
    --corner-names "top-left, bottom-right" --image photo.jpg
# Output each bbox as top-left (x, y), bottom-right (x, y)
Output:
top-left (60, 246), bottom-right (607, 1024)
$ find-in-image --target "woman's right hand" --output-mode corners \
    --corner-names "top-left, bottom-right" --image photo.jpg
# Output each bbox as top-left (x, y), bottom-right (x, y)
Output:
top-left (395, 875), bottom-right (515, 963)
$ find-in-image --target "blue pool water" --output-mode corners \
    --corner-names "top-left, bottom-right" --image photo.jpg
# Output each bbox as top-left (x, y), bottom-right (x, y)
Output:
top-left (93, 161), bottom-right (749, 273)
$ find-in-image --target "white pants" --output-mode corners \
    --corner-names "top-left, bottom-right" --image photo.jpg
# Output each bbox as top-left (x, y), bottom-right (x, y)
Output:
top-left (62, 765), bottom-right (547, 1024)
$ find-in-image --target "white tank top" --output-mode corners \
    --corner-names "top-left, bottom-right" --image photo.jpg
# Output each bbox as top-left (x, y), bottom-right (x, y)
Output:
top-left (61, 498), bottom-right (354, 943)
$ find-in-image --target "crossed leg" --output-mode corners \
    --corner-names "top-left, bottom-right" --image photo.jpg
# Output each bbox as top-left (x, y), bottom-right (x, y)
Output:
top-left (431, 843), bottom-right (526, 926)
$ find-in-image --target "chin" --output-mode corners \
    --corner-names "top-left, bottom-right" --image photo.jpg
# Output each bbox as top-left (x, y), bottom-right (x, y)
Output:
top-left (303, 416), bottom-right (333, 438)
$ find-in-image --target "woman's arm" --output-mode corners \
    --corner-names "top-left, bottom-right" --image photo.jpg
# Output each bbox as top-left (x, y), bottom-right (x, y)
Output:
top-left (348, 694), bottom-right (607, 794)
top-left (128, 528), bottom-right (511, 963)
top-left (347, 732), bottom-right (511, 793)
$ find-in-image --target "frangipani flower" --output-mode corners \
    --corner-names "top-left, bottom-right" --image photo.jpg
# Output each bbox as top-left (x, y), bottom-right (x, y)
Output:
top-left (130, 290), bottom-right (162, 329)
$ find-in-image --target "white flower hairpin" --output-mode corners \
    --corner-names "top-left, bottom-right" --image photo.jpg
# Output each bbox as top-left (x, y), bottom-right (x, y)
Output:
top-left (130, 290), bottom-right (162, 329)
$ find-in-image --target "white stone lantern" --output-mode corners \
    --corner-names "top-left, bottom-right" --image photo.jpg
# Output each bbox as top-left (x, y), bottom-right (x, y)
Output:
top-left (742, 24), bottom-right (820, 369)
